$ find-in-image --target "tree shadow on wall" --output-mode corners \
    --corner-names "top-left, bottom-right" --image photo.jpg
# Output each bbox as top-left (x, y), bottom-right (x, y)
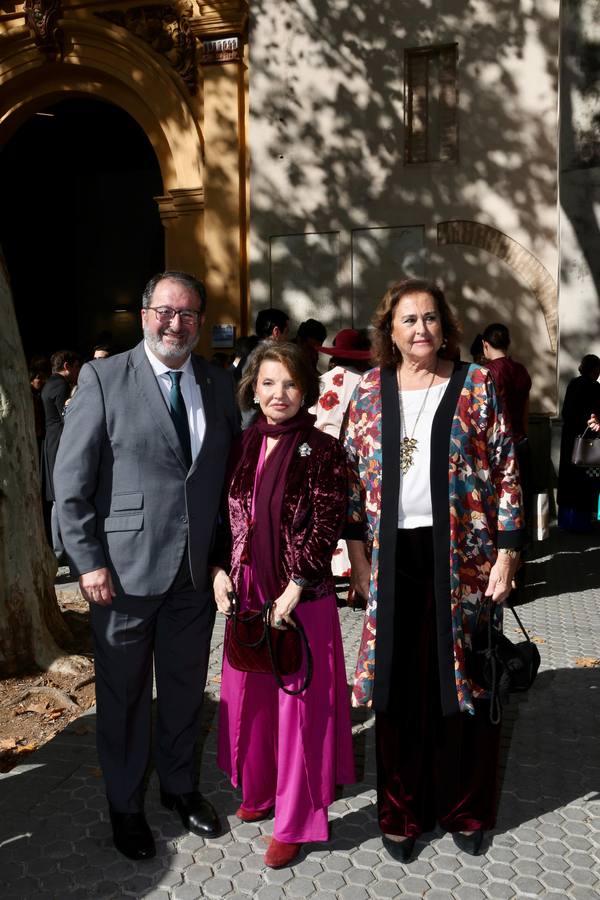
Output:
top-left (247, 0), bottom-right (593, 398)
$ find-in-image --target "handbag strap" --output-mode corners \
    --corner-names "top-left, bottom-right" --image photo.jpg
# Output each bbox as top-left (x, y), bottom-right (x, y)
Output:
top-left (484, 598), bottom-right (532, 724)
top-left (485, 605), bottom-right (502, 725)
top-left (228, 590), bottom-right (266, 648)
top-left (263, 601), bottom-right (313, 696)
top-left (506, 602), bottom-right (532, 643)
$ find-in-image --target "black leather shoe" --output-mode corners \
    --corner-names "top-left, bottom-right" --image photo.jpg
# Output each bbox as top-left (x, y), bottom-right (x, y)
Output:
top-left (109, 809), bottom-right (156, 860)
top-left (382, 834), bottom-right (416, 863)
top-left (452, 829), bottom-right (484, 855)
top-left (160, 790), bottom-right (222, 838)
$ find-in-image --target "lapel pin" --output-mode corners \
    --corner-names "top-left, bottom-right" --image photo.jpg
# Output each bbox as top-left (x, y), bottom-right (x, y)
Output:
top-left (298, 442), bottom-right (312, 457)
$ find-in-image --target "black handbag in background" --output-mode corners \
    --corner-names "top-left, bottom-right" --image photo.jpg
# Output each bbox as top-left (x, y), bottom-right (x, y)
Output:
top-left (571, 427), bottom-right (600, 467)
top-left (467, 600), bottom-right (541, 724)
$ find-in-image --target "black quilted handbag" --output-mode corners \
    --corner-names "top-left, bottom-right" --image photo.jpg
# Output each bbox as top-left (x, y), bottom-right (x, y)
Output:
top-left (468, 600), bottom-right (541, 724)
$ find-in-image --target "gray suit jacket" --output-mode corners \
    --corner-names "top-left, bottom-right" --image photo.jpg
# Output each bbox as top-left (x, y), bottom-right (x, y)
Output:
top-left (54, 341), bottom-right (239, 597)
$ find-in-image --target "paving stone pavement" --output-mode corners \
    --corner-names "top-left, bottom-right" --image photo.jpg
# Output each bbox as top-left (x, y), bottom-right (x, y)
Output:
top-left (1, 526), bottom-right (599, 899)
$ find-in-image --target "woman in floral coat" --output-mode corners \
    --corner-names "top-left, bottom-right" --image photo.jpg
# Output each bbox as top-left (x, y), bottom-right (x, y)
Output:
top-left (342, 279), bottom-right (524, 860)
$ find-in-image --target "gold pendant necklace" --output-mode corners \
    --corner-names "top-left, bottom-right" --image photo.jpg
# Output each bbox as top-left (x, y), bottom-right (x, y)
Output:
top-left (398, 363), bottom-right (438, 475)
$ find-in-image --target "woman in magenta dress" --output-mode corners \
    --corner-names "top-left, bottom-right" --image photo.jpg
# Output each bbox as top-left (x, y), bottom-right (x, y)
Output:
top-left (211, 341), bottom-right (355, 869)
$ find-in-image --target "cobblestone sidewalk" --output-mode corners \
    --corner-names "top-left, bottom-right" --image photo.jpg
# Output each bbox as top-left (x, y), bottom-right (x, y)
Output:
top-left (1, 526), bottom-right (599, 899)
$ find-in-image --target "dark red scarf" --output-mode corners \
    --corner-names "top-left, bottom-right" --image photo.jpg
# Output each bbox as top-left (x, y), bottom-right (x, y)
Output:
top-left (250, 408), bottom-right (316, 604)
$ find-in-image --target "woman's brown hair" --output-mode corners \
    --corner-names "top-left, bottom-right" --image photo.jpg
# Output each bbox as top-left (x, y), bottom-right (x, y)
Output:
top-left (238, 340), bottom-right (320, 411)
top-left (371, 278), bottom-right (461, 368)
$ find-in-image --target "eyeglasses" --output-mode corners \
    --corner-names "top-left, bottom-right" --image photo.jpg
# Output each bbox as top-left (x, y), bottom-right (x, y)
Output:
top-left (148, 306), bottom-right (200, 325)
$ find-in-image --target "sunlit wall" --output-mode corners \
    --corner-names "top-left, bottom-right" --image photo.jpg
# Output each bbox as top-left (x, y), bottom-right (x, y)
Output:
top-left (249, 0), bottom-right (560, 414)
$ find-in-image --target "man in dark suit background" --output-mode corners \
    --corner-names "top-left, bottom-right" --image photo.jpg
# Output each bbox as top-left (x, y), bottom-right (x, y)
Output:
top-left (41, 350), bottom-right (81, 558)
top-left (54, 272), bottom-right (239, 860)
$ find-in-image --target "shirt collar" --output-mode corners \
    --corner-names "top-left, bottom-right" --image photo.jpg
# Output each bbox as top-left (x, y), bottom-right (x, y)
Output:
top-left (144, 341), bottom-right (193, 378)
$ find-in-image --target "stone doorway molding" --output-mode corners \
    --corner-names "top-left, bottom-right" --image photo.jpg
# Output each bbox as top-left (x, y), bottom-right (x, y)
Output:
top-left (0, 17), bottom-right (205, 274)
top-left (437, 220), bottom-right (558, 351)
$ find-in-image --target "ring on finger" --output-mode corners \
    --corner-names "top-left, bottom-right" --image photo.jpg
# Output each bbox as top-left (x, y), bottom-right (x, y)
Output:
top-left (274, 618), bottom-right (283, 627)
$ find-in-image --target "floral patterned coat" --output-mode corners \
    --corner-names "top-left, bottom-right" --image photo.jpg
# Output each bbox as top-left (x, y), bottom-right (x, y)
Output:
top-left (342, 363), bottom-right (525, 716)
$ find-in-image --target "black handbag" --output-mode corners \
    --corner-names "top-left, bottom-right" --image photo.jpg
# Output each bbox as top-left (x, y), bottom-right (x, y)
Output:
top-left (571, 428), bottom-right (600, 467)
top-left (224, 590), bottom-right (313, 696)
top-left (467, 600), bottom-right (541, 724)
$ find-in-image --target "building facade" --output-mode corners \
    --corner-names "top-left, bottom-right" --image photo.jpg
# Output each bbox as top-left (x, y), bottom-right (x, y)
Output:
top-left (248, 0), bottom-right (562, 414)
top-left (2, 1), bottom-right (599, 419)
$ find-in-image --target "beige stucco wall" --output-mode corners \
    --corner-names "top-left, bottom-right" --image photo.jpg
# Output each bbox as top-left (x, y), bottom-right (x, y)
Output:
top-left (249, 0), bottom-right (560, 413)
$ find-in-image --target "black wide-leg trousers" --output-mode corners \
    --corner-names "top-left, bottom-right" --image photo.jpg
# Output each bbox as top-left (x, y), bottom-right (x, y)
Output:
top-left (376, 527), bottom-right (501, 837)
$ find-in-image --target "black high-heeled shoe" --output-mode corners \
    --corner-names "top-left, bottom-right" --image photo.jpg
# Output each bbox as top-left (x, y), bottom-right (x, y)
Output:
top-left (382, 834), bottom-right (416, 863)
top-left (452, 829), bottom-right (484, 855)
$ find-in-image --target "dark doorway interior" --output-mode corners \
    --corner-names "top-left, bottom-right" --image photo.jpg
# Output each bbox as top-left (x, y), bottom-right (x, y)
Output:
top-left (0, 97), bottom-right (164, 363)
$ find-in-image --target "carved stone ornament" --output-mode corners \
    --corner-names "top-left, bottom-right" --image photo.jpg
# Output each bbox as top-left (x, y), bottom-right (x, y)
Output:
top-left (98, 4), bottom-right (198, 94)
top-left (24, 0), bottom-right (64, 60)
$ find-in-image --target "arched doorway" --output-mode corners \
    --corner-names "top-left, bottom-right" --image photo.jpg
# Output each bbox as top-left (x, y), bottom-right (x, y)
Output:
top-left (0, 97), bottom-right (164, 361)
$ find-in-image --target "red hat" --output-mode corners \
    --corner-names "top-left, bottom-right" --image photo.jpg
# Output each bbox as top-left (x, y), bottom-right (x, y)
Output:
top-left (318, 328), bottom-right (371, 361)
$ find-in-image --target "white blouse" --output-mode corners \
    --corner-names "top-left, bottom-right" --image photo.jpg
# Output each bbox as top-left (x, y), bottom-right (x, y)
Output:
top-left (397, 379), bottom-right (449, 529)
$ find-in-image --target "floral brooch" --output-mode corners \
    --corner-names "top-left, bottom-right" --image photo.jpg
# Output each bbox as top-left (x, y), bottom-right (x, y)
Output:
top-left (298, 442), bottom-right (312, 457)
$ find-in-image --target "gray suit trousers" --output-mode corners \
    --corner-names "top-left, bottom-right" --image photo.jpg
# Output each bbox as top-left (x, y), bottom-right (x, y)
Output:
top-left (90, 557), bottom-right (215, 813)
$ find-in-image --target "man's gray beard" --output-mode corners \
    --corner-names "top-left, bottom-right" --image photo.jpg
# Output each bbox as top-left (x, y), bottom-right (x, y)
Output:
top-left (143, 325), bottom-right (198, 361)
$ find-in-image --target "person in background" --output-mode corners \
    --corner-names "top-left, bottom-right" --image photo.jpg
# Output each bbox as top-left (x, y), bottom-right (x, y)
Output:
top-left (30, 363), bottom-right (48, 463)
top-left (92, 344), bottom-right (112, 360)
top-left (343, 279), bottom-right (524, 862)
top-left (313, 328), bottom-right (372, 436)
top-left (41, 350), bottom-right (81, 559)
top-left (212, 341), bottom-right (355, 870)
top-left (311, 328), bottom-right (372, 605)
top-left (230, 335), bottom-right (259, 383)
top-left (557, 354), bottom-right (600, 532)
top-left (481, 323), bottom-right (533, 530)
top-left (255, 308), bottom-right (290, 343)
top-left (295, 318), bottom-right (327, 371)
top-left (470, 334), bottom-right (485, 364)
top-left (54, 271), bottom-right (239, 861)
top-left (210, 351), bottom-right (230, 369)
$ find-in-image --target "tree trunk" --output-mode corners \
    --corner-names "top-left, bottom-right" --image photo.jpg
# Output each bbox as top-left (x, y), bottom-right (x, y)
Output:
top-left (0, 254), bottom-right (72, 676)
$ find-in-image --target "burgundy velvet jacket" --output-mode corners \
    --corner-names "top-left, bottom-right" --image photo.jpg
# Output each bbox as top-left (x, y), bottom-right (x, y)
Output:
top-left (222, 423), bottom-right (348, 601)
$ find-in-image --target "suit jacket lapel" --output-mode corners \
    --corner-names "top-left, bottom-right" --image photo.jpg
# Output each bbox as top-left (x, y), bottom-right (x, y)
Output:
top-left (130, 341), bottom-right (189, 471)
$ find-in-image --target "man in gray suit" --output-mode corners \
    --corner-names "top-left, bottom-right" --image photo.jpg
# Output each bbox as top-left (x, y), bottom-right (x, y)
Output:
top-left (54, 272), bottom-right (239, 860)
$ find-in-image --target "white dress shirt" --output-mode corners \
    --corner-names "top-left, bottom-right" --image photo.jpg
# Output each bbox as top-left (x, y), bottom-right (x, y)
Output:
top-left (144, 342), bottom-right (206, 461)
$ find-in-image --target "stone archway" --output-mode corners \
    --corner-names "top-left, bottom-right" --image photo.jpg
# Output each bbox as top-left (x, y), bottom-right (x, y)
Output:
top-left (0, 18), bottom-right (205, 276)
top-left (1, 96), bottom-right (166, 357)
top-left (437, 220), bottom-right (558, 351)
